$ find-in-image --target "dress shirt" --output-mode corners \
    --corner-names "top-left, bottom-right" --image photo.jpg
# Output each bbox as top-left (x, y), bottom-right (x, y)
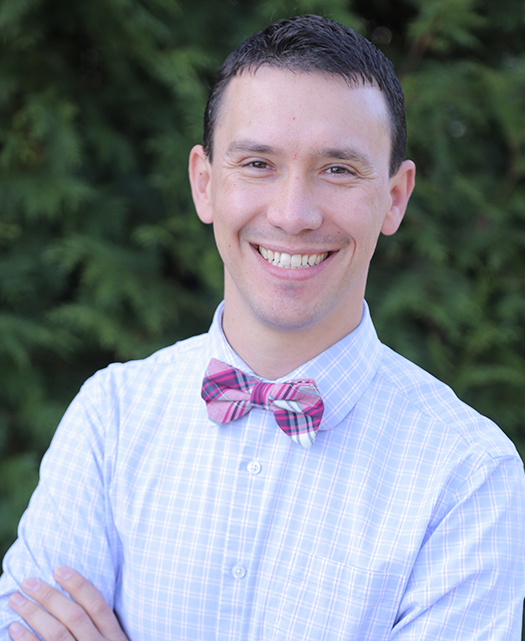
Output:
top-left (0, 301), bottom-right (524, 640)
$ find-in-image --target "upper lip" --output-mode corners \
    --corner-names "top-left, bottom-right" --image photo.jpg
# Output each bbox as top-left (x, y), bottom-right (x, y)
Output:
top-left (254, 243), bottom-right (333, 255)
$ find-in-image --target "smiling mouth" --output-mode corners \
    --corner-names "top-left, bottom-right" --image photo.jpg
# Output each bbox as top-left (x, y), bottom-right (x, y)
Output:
top-left (258, 245), bottom-right (330, 269)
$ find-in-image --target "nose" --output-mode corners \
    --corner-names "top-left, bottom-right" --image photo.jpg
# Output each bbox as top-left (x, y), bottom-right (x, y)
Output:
top-left (266, 174), bottom-right (323, 234)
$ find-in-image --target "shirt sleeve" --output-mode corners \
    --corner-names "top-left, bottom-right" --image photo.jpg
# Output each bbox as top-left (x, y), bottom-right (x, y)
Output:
top-left (0, 373), bottom-right (120, 640)
top-left (390, 454), bottom-right (525, 640)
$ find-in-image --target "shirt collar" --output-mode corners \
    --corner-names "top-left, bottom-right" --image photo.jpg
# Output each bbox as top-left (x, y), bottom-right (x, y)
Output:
top-left (205, 301), bottom-right (383, 433)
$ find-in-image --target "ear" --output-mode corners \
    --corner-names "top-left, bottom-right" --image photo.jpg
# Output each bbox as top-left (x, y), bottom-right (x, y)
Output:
top-left (188, 144), bottom-right (214, 224)
top-left (381, 160), bottom-right (416, 236)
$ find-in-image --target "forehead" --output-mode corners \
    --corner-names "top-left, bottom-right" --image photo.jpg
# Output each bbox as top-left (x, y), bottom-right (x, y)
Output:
top-left (214, 67), bottom-right (391, 166)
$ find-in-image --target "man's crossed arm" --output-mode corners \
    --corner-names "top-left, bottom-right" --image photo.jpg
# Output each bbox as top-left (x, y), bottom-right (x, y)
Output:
top-left (7, 568), bottom-right (127, 641)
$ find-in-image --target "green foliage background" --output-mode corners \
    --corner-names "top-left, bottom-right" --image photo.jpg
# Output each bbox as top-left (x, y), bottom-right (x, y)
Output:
top-left (1, 0), bottom-right (524, 590)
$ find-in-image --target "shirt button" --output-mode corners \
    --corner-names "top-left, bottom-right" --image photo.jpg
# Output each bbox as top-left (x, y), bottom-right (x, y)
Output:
top-left (231, 563), bottom-right (246, 579)
top-left (247, 460), bottom-right (261, 475)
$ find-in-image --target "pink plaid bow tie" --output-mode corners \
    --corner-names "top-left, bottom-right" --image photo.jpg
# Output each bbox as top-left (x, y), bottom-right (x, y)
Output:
top-left (201, 358), bottom-right (324, 449)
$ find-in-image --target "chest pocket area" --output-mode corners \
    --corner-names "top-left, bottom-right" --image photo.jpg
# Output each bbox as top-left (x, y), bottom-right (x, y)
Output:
top-left (265, 550), bottom-right (403, 641)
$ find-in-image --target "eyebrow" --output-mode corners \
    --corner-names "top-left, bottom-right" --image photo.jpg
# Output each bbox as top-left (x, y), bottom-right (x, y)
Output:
top-left (314, 147), bottom-right (376, 172)
top-left (225, 141), bottom-right (280, 157)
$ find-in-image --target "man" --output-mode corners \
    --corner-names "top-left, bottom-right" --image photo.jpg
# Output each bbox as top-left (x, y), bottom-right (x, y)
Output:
top-left (1, 14), bottom-right (524, 641)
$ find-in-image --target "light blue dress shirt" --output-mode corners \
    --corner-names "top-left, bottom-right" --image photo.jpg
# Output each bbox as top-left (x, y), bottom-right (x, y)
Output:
top-left (1, 302), bottom-right (524, 640)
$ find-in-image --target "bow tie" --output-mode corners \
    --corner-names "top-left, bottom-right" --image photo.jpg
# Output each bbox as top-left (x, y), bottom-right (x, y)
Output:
top-left (201, 358), bottom-right (324, 449)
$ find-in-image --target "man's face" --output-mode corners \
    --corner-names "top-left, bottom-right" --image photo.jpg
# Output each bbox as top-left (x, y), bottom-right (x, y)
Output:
top-left (190, 67), bottom-right (414, 348)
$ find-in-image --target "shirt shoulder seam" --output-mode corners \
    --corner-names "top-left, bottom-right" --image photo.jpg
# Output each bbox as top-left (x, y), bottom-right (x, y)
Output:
top-left (374, 352), bottom-right (517, 462)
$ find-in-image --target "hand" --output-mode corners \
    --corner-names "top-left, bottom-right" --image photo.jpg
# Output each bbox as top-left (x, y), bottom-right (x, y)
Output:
top-left (7, 567), bottom-right (128, 641)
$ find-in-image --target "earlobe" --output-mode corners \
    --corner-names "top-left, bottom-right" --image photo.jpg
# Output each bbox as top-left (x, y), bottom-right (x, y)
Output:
top-left (188, 145), bottom-right (214, 224)
top-left (381, 160), bottom-right (416, 236)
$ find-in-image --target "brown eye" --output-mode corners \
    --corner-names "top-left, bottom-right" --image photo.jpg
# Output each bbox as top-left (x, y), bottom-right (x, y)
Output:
top-left (249, 161), bottom-right (270, 169)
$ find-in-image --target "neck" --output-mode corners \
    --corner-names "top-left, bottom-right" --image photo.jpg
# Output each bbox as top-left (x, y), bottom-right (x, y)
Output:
top-left (221, 301), bottom-right (363, 380)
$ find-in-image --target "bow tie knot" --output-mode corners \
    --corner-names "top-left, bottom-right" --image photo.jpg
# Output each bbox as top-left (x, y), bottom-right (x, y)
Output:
top-left (250, 381), bottom-right (275, 410)
top-left (201, 359), bottom-right (324, 449)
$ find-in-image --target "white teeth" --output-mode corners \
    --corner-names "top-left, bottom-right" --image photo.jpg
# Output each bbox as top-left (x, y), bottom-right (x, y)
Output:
top-left (258, 246), bottom-right (329, 269)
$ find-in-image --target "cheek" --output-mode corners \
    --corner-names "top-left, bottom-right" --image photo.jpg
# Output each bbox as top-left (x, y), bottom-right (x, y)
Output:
top-left (212, 220), bottom-right (233, 263)
top-left (356, 188), bottom-right (390, 234)
top-left (214, 180), bottom-right (259, 227)
top-left (212, 183), bottom-right (270, 252)
top-left (335, 193), bottom-right (388, 255)
top-left (210, 200), bottom-right (250, 266)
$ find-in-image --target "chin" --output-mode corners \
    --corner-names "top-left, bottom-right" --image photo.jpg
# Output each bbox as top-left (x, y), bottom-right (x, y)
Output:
top-left (254, 303), bottom-right (329, 334)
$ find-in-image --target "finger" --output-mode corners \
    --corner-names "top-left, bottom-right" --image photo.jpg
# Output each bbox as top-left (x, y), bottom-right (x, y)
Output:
top-left (9, 621), bottom-right (39, 641)
top-left (54, 568), bottom-right (127, 641)
top-left (16, 579), bottom-right (102, 641)
top-left (8, 590), bottom-right (77, 641)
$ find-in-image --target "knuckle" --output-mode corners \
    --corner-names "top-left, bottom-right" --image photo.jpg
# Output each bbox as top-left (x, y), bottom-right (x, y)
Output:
top-left (63, 604), bottom-right (88, 628)
top-left (89, 595), bottom-right (111, 619)
top-left (37, 585), bottom-right (55, 603)
top-left (53, 624), bottom-right (71, 641)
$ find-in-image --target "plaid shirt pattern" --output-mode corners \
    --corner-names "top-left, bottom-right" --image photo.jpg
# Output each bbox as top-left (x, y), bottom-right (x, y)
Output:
top-left (202, 358), bottom-right (324, 448)
top-left (1, 301), bottom-right (524, 640)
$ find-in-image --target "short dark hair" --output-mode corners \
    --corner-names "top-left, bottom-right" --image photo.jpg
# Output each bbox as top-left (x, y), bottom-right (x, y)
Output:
top-left (203, 14), bottom-right (407, 176)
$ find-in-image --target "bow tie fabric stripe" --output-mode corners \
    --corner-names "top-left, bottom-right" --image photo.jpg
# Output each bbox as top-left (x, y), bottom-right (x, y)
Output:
top-left (201, 359), bottom-right (324, 449)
